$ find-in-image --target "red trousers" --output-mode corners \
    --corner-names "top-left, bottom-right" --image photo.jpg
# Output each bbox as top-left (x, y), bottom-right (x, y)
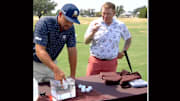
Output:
top-left (86, 55), bottom-right (118, 76)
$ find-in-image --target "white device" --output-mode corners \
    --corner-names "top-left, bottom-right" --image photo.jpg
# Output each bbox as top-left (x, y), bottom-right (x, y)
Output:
top-left (129, 79), bottom-right (148, 88)
top-left (50, 77), bottom-right (76, 101)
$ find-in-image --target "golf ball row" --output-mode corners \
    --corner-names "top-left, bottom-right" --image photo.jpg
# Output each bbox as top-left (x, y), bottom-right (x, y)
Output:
top-left (78, 84), bottom-right (93, 93)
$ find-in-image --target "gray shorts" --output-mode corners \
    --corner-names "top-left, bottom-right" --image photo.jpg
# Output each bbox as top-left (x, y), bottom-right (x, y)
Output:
top-left (33, 60), bottom-right (57, 83)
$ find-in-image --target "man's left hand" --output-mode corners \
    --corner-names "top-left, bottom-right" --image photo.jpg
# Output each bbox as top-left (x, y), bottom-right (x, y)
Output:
top-left (117, 51), bottom-right (125, 59)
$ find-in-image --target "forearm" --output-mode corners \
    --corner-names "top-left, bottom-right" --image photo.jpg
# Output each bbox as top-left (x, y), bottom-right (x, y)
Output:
top-left (68, 47), bottom-right (77, 78)
top-left (118, 38), bottom-right (132, 59)
top-left (123, 38), bottom-right (132, 51)
top-left (84, 32), bottom-right (95, 44)
top-left (35, 45), bottom-right (59, 72)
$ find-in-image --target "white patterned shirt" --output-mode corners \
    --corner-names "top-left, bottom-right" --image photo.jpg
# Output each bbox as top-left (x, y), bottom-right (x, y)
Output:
top-left (85, 17), bottom-right (131, 60)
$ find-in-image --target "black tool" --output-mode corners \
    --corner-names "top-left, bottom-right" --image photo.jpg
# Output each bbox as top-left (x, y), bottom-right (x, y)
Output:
top-left (124, 50), bottom-right (133, 72)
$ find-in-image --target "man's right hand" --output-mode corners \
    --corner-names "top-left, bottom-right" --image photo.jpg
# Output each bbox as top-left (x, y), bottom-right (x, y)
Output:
top-left (84, 23), bottom-right (101, 44)
top-left (92, 23), bottom-right (101, 34)
top-left (53, 68), bottom-right (66, 84)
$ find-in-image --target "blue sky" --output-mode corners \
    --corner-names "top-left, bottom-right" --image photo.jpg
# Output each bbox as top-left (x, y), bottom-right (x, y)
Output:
top-left (52, 0), bottom-right (148, 13)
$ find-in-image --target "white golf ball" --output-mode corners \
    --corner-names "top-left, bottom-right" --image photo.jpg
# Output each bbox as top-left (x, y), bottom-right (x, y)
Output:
top-left (87, 86), bottom-right (92, 90)
top-left (85, 88), bottom-right (91, 93)
top-left (81, 87), bottom-right (86, 93)
top-left (81, 85), bottom-right (86, 89)
top-left (78, 84), bottom-right (82, 88)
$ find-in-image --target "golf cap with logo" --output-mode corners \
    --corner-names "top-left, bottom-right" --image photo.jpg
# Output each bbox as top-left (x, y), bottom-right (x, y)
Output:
top-left (61, 3), bottom-right (80, 24)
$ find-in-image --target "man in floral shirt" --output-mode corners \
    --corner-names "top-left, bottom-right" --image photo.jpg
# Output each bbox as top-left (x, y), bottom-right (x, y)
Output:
top-left (84, 2), bottom-right (132, 76)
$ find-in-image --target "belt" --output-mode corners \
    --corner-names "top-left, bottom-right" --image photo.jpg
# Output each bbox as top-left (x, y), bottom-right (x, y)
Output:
top-left (101, 59), bottom-right (111, 61)
top-left (94, 56), bottom-right (112, 61)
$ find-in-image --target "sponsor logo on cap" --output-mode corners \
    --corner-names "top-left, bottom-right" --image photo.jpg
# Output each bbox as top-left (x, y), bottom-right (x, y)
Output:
top-left (72, 10), bottom-right (78, 17)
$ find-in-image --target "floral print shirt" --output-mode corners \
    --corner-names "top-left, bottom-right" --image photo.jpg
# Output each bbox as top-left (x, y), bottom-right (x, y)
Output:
top-left (85, 17), bottom-right (131, 60)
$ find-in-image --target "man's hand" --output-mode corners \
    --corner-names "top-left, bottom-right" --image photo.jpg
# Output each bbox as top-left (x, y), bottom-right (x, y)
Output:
top-left (53, 68), bottom-right (66, 84)
top-left (92, 23), bottom-right (101, 33)
top-left (84, 23), bottom-right (101, 44)
top-left (117, 51), bottom-right (125, 59)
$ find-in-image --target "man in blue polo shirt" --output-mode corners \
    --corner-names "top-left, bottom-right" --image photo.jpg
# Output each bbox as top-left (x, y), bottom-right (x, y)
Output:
top-left (33, 3), bottom-right (80, 84)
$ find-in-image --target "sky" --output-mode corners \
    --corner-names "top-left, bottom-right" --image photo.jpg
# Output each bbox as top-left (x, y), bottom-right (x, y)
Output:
top-left (52, 0), bottom-right (148, 13)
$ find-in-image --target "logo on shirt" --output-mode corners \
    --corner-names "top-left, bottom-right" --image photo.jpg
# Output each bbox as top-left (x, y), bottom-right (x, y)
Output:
top-left (63, 35), bottom-right (66, 40)
top-left (72, 10), bottom-right (78, 17)
top-left (35, 37), bottom-right (42, 41)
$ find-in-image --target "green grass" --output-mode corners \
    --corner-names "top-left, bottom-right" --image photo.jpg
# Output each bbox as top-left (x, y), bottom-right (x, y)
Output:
top-left (33, 17), bottom-right (148, 81)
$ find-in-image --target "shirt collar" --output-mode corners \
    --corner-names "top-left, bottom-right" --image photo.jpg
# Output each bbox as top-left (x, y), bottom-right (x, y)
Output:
top-left (55, 15), bottom-right (60, 30)
top-left (112, 17), bottom-right (118, 25)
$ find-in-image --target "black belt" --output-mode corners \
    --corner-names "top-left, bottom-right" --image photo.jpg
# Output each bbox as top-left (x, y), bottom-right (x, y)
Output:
top-left (94, 56), bottom-right (112, 61)
top-left (101, 59), bottom-right (110, 61)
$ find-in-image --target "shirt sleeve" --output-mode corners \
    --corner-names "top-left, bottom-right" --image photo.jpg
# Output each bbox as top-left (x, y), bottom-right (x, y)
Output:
top-left (33, 18), bottom-right (48, 47)
top-left (120, 24), bottom-right (131, 40)
top-left (66, 26), bottom-right (76, 47)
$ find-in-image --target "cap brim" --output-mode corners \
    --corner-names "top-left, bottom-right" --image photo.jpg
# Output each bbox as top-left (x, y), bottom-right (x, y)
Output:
top-left (64, 15), bottom-right (80, 24)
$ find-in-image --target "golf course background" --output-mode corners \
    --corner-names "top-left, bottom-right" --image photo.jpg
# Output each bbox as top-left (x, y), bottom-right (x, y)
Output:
top-left (33, 16), bottom-right (148, 81)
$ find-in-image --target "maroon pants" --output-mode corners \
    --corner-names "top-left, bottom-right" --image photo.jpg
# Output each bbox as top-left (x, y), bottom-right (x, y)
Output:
top-left (86, 55), bottom-right (118, 76)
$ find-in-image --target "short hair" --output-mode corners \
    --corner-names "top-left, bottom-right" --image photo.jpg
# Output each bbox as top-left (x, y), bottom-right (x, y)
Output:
top-left (102, 2), bottom-right (116, 11)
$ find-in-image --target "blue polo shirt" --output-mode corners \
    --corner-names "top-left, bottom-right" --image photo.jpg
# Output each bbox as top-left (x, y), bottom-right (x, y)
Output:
top-left (33, 16), bottom-right (76, 63)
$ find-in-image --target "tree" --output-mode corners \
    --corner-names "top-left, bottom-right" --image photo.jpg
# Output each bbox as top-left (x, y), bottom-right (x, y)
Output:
top-left (80, 9), bottom-right (85, 16)
top-left (132, 6), bottom-right (147, 18)
top-left (33, 0), bottom-right (57, 18)
top-left (79, 9), bottom-right (95, 17)
top-left (116, 5), bottom-right (125, 17)
top-left (95, 11), bottom-right (101, 17)
top-left (138, 7), bottom-right (147, 18)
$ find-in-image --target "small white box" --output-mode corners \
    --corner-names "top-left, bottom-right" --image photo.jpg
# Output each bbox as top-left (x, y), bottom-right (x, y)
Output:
top-left (129, 79), bottom-right (148, 88)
